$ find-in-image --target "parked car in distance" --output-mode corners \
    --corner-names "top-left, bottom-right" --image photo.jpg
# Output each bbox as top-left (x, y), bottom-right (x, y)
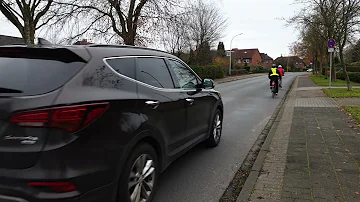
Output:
top-left (0, 43), bottom-right (223, 202)
top-left (307, 68), bottom-right (313, 72)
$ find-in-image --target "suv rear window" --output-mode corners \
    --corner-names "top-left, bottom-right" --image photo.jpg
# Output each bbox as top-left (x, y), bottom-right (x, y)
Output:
top-left (0, 47), bottom-right (86, 96)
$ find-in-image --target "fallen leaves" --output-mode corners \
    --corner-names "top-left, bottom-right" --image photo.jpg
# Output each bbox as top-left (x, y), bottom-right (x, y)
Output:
top-left (355, 192), bottom-right (359, 195)
top-left (345, 149), bottom-right (350, 153)
top-left (256, 196), bottom-right (264, 199)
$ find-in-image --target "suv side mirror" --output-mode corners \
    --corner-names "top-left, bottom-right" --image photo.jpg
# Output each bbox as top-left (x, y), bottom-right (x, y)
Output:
top-left (203, 79), bottom-right (215, 89)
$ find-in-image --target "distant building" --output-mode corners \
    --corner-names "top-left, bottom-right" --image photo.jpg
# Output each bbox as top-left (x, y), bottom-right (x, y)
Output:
top-left (231, 48), bottom-right (262, 66)
top-left (275, 56), bottom-right (306, 70)
top-left (0, 35), bottom-right (24, 45)
top-left (73, 39), bottom-right (93, 45)
top-left (260, 53), bottom-right (274, 69)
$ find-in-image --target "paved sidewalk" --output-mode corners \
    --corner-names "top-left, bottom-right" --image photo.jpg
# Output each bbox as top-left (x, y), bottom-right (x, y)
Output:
top-left (247, 76), bottom-right (360, 202)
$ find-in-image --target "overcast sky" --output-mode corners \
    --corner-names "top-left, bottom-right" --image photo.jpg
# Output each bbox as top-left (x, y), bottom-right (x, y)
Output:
top-left (0, 0), bottom-right (302, 59)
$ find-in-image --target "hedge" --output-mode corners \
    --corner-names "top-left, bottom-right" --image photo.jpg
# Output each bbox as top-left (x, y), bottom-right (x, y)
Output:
top-left (337, 72), bottom-right (360, 83)
top-left (232, 69), bottom-right (248, 75)
top-left (190, 64), bottom-right (225, 79)
top-left (346, 66), bottom-right (360, 72)
top-left (252, 69), bottom-right (269, 73)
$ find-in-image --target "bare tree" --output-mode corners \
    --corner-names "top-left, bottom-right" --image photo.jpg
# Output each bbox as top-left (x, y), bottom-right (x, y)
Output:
top-left (187, 0), bottom-right (228, 48)
top-left (46, 0), bottom-right (184, 46)
top-left (289, 0), bottom-right (360, 90)
top-left (161, 13), bottom-right (190, 57)
top-left (0, 0), bottom-right (54, 44)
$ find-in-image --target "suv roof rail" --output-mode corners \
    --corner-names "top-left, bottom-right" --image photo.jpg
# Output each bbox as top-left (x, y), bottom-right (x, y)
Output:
top-left (88, 44), bottom-right (170, 54)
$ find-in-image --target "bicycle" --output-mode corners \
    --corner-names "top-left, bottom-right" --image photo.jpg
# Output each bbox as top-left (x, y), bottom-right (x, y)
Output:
top-left (279, 78), bottom-right (282, 89)
top-left (270, 81), bottom-right (277, 98)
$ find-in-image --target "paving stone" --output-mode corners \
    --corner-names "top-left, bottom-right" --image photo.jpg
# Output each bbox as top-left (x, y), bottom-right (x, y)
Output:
top-left (247, 77), bottom-right (360, 202)
top-left (282, 187), bottom-right (311, 199)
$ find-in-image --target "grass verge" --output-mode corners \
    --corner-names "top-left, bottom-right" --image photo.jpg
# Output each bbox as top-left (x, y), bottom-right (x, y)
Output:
top-left (309, 76), bottom-right (360, 86)
top-left (323, 88), bottom-right (360, 98)
top-left (343, 106), bottom-right (360, 122)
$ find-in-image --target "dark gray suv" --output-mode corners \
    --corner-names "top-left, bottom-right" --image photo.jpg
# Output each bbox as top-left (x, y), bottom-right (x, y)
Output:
top-left (0, 44), bottom-right (224, 202)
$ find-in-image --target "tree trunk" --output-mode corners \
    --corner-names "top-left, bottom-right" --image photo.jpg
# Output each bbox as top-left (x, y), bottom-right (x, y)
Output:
top-left (22, 19), bottom-right (35, 44)
top-left (339, 47), bottom-right (352, 91)
top-left (123, 32), bottom-right (135, 45)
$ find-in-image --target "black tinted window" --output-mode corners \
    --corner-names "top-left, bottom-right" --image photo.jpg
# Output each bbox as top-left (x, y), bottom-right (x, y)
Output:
top-left (167, 60), bottom-right (199, 89)
top-left (136, 58), bottom-right (174, 88)
top-left (105, 58), bottom-right (135, 79)
top-left (0, 57), bottom-right (85, 96)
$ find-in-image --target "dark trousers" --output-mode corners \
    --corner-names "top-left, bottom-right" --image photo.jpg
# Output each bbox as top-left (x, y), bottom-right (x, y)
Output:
top-left (269, 76), bottom-right (279, 93)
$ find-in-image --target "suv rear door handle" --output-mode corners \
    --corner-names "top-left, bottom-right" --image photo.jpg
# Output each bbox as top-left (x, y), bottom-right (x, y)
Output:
top-left (186, 98), bottom-right (194, 105)
top-left (145, 101), bottom-right (160, 109)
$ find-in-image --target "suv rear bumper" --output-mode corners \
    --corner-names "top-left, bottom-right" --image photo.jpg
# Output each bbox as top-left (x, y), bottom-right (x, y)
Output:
top-left (0, 195), bottom-right (28, 202)
top-left (0, 183), bottom-right (115, 202)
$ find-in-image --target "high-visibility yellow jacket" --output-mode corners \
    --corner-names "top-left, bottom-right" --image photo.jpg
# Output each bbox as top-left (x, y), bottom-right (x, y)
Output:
top-left (269, 68), bottom-right (280, 77)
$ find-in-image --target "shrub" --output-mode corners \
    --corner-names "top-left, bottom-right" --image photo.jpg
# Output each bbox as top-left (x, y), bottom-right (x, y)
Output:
top-left (349, 61), bottom-right (360, 66)
top-left (346, 66), bottom-right (360, 72)
top-left (244, 66), bottom-right (250, 72)
top-left (233, 63), bottom-right (243, 70)
top-left (232, 69), bottom-right (248, 75)
top-left (190, 64), bottom-right (225, 79)
top-left (336, 72), bottom-right (360, 83)
top-left (252, 69), bottom-right (269, 73)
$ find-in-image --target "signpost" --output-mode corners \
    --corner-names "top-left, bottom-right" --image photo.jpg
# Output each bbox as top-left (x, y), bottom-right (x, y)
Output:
top-left (310, 60), bottom-right (313, 74)
top-left (328, 38), bottom-right (336, 87)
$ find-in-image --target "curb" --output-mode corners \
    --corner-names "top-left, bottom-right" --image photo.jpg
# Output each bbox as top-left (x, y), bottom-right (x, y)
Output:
top-left (235, 76), bottom-right (298, 202)
top-left (215, 74), bottom-right (266, 84)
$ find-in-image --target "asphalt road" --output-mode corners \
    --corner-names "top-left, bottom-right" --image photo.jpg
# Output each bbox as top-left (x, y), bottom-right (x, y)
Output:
top-left (153, 73), bottom-right (300, 202)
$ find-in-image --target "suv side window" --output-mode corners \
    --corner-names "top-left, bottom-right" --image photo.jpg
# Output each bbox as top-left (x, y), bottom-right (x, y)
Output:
top-left (105, 57), bottom-right (136, 79)
top-left (167, 59), bottom-right (200, 89)
top-left (136, 57), bottom-right (174, 88)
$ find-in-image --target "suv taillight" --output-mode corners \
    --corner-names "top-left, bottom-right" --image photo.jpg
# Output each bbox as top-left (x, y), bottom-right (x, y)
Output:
top-left (10, 103), bottom-right (109, 132)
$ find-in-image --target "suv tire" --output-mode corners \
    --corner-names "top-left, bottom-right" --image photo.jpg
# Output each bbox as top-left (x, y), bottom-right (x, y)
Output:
top-left (118, 143), bottom-right (159, 202)
top-left (205, 109), bottom-right (223, 147)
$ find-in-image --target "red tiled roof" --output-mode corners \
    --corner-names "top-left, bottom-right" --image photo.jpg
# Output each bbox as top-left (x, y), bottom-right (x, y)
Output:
top-left (260, 53), bottom-right (273, 61)
top-left (232, 48), bottom-right (259, 59)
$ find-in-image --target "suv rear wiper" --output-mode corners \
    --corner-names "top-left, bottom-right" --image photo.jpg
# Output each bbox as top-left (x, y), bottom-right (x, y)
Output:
top-left (0, 87), bottom-right (23, 93)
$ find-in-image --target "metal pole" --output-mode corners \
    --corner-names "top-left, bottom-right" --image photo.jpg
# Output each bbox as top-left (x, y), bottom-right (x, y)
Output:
top-left (229, 48), bottom-right (232, 76)
top-left (286, 56), bottom-right (289, 72)
top-left (329, 51), bottom-right (332, 88)
top-left (229, 33), bottom-right (243, 76)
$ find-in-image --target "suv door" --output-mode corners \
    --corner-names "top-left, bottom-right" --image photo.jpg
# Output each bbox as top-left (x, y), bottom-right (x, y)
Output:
top-left (166, 59), bottom-right (216, 142)
top-left (135, 57), bottom-right (187, 156)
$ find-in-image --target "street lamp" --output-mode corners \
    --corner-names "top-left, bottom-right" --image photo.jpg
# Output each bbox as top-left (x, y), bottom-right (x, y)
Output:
top-left (229, 33), bottom-right (243, 76)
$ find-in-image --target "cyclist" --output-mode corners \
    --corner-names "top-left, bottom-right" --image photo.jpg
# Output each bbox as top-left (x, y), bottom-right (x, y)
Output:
top-left (277, 65), bottom-right (285, 88)
top-left (268, 64), bottom-right (281, 95)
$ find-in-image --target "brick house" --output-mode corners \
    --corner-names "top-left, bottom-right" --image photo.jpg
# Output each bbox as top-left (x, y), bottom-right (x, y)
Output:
top-left (232, 48), bottom-right (262, 66)
top-left (275, 56), bottom-right (306, 70)
top-left (0, 35), bottom-right (24, 45)
top-left (260, 53), bottom-right (274, 69)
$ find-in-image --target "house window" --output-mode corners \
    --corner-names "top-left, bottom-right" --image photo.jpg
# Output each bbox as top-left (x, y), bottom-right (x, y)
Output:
top-left (296, 62), bottom-right (298, 65)
top-left (265, 61), bottom-right (268, 64)
top-left (244, 59), bottom-right (250, 63)
top-left (238, 59), bottom-right (241, 63)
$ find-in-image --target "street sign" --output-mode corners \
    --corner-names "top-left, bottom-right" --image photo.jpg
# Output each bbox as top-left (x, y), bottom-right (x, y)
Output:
top-left (310, 60), bottom-right (313, 65)
top-left (328, 38), bottom-right (336, 48)
top-left (226, 51), bottom-right (231, 57)
top-left (328, 48), bottom-right (334, 52)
